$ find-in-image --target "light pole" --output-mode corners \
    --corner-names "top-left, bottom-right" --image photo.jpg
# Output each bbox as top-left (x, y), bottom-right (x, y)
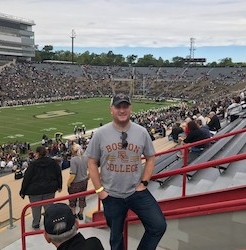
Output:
top-left (189, 37), bottom-right (195, 60)
top-left (71, 29), bottom-right (76, 64)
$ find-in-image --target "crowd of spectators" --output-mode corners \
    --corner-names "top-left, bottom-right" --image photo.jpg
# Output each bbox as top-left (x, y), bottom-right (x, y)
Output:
top-left (0, 141), bottom-right (31, 173)
top-left (0, 62), bottom-right (246, 175)
top-left (0, 62), bottom-right (103, 107)
top-left (0, 62), bottom-right (246, 107)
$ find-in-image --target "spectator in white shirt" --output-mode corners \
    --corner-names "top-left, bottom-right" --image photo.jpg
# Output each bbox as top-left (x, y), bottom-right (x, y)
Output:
top-left (227, 96), bottom-right (242, 122)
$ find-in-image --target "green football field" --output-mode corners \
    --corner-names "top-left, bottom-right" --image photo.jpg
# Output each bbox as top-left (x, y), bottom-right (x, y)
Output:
top-left (0, 98), bottom-right (176, 146)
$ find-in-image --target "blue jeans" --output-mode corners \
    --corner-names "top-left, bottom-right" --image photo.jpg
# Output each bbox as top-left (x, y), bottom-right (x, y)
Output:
top-left (102, 189), bottom-right (167, 250)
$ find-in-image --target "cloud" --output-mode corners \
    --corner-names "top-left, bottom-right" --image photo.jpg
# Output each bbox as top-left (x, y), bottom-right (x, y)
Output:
top-left (1, 0), bottom-right (246, 48)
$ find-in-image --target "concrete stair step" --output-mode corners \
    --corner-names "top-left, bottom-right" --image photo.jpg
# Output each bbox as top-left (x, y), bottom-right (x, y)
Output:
top-left (159, 185), bottom-right (182, 199)
top-left (208, 175), bottom-right (234, 191)
top-left (186, 179), bottom-right (214, 195)
top-left (227, 172), bottom-right (246, 188)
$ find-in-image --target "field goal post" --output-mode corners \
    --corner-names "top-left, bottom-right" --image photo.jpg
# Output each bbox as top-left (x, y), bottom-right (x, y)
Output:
top-left (110, 78), bottom-right (134, 97)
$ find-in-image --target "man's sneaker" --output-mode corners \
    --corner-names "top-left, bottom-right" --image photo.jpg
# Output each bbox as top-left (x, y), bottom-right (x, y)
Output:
top-left (77, 213), bottom-right (83, 220)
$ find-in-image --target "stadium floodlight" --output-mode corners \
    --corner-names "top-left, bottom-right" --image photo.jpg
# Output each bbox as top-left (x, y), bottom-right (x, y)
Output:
top-left (71, 29), bottom-right (76, 64)
top-left (189, 37), bottom-right (196, 60)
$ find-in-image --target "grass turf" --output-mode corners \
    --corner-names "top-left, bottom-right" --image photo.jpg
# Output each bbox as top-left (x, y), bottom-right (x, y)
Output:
top-left (0, 98), bottom-right (176, 145)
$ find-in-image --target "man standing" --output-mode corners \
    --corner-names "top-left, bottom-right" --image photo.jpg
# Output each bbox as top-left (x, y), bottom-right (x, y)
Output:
top-left (73, 125), bottom-right (78, 136)
top-left (19, 146), bottom-right (62, 229)
top-left (86, 93), bottom-right (167, 250)
top-left (82, 124), bottom-right (86, 135)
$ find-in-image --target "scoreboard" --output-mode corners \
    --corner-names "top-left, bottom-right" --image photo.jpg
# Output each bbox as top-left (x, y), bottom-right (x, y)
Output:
top-left (184, 58), bottom-right (206, 63)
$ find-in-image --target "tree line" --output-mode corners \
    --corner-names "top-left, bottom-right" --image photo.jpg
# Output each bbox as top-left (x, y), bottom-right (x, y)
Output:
top-left (35, 45), bottom-right (246, 67)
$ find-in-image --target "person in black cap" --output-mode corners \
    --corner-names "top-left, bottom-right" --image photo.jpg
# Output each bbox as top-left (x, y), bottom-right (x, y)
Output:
top-left (86, 93), bottom-right (167, 250)
top-left (44, 203), bottom-right (104, 250)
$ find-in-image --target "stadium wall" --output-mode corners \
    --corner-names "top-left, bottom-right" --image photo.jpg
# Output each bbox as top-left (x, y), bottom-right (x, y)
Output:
top-left (0, 13), bottom-right (35, 61)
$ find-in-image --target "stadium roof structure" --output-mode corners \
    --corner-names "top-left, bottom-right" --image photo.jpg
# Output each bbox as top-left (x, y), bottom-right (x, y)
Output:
top-left (0, 13), bottom-right (35, 61)
top-left (0, 12), bottom-right (35, 26)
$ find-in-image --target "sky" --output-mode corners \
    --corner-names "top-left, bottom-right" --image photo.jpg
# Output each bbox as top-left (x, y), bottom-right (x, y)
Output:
top-left (1, 0), bottom-right (246, 63)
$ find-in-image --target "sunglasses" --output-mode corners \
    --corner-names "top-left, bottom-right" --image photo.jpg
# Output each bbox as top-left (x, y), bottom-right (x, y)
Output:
top-left (121, 131), bottom-right (128, 149)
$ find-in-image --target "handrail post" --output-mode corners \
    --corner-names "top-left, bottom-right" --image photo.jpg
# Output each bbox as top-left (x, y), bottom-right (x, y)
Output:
top-left (0, 184), bottom-right (16, 229)
top-left (182, 146), bottom-right (189, 197)
top-left (98, 196), bottom-right (101, 211)
top-left (124, 220), bottom-right (128, 250)
top-left (7, 184), bottom-right (15, 229)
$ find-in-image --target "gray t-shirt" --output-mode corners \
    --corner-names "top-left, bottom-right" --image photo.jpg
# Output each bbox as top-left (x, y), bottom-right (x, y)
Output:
top-left (85, 121), bottom-right (155, 198)
top-left (228, 103), bottom-right (242, 115)
top-left (70, 155), bottom-right (88, 183)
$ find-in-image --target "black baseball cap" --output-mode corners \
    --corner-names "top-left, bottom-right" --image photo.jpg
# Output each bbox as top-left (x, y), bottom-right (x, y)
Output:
top-left (44, 203), bottom-right (75, 235)
top-left (111, 93), bottom-right (131, 106)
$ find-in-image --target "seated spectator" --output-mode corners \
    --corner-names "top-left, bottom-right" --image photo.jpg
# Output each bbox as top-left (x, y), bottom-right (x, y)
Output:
top-left (241, 97), bottom-right (246, 110)
top-left (0, 158), bottom-right (6, 171)
top-left (204, 114), bottom-right (211, 124)
top-left (196, 119), bottom-right (211, 139)
top-left (149, 129), bottom-right (156, 141)
top-left (44, 203), bottom-right (104, 250)
top-left (207, 111), bottom-right (221, 135)
top-left (182, 117), bottom-right (192, 135)
top-left (6, 159), bottom-right (14, 170)
top-left (160, 121), bottom-right (167, 137)
top-left (196, 113), bottom-right (206, 126)
top-left (216, 105), bottom-right (225, 119)
top-left (177, 120), bottom-right (210, 157)
top-left (168, 122), bottom-right (184, 143)
top-left (192, 115), bottom-right (197, 121)
top-left (227, 96), bottom-right (242, 122)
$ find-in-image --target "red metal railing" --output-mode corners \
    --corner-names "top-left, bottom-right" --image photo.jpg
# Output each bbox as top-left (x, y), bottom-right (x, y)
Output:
top-left (150, 127), bottom-right (246, 197)
top-left (20, 127), bottom-right (246, 250)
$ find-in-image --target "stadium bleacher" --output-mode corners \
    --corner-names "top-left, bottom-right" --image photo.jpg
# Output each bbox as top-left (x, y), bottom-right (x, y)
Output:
top-left (1, 63), bottom-right (245, 106)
